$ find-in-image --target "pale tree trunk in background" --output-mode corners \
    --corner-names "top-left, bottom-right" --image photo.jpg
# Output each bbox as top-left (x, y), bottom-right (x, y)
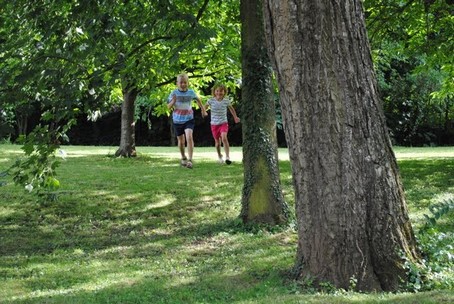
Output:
top-left (240, 0), bottom-right (289, 225)
top-left (264, 0), bottom-right (419, 291)
top-left (15, 113), bottom-right (28, 136)
top-left (169, 119), bottom-right (176, 147)
top-left (115, 88), bottom-right (138, 157)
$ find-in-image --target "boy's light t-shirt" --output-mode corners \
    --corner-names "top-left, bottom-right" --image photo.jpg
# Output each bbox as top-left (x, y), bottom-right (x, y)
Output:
top-left (168, 89), bottom-right (198, 124)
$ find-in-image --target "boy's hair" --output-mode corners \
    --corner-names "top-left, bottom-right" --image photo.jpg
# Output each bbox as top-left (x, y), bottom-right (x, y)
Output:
top-left (211, 83), bottom-right (228, 96)
top-left (177, 73), bottom-right (189, 83)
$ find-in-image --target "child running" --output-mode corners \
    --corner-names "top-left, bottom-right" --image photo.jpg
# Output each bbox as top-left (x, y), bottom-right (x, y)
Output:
top-left (167, 73), bottom-right (207, 169)
top-left (204, 83), bottom-right (240, 165)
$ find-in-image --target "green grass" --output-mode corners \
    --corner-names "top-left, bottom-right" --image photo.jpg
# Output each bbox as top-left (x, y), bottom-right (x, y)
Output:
top-left (0, 144), bottom-right (453, 303)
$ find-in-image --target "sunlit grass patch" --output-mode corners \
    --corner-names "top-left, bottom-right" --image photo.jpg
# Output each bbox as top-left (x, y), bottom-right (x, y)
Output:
top-left (394, 146), bottom-right (454, 159)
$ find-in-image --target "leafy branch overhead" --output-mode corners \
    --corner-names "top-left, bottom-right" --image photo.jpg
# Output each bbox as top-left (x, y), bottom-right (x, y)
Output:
top-left (1, 0), bottom-right (241, 114)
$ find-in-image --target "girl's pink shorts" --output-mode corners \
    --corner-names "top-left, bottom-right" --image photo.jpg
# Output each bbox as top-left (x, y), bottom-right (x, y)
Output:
top-left (211, 123), bottom-right (229, 140)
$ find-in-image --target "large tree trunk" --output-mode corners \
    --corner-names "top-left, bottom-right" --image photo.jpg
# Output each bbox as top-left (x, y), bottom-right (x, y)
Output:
top-left (240, 0), bottom-right (289, 225)
top-left (264, 0), bottom-right (419, 291)
top-left (115, 88), bottom-right (138, 157)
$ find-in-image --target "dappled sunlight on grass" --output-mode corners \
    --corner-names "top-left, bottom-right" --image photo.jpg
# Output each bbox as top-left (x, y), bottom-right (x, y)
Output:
top-left (0, 157), bottom-right (14, 164)
top-left (10, 269), bottom-right (150, 301)
top-left (1, 144), bottom-right (453, 303)
top-left (398, 158), bottom-right (454, 228)
top-left (142, 194), bottom-right (176, 210)
top-left (0, 206), bottom-right (16, 217)
top-left (410, 192), bottom-right (454, 226)
top-left (0, 145), bottom-right (24, 156)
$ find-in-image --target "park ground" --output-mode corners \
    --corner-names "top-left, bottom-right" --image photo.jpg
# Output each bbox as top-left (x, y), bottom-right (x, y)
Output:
top-left (0, 145), bottom-right (453, 303)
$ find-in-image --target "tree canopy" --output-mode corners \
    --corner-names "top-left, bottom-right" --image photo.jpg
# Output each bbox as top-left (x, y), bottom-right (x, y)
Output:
top-left (364, 0), bottom-right (453, 145)
top-left (1, 0), bottom-right (241, 132)
top-left (1, 0), bottom-right (241, 187)
top-left (1, 0), bottom-right (452, 146)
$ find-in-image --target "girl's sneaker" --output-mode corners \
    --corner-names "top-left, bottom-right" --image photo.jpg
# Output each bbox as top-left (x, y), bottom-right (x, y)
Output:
top-left (218, 157), bottom-right (224, 164)
top-left (181, 157), bottom-right (188, 167)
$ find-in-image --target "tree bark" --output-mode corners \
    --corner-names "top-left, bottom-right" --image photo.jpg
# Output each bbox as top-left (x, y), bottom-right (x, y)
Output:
top-left (240, 0), bottom-right (289, 225)
top-left (115, 88), bottom-right (138, 157)
top-left (264, 0), bottom-right (419, 291)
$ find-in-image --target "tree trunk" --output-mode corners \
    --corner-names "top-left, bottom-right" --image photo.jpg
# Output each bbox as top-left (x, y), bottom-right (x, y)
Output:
top-left (169, 119), bottom-right (176, 146)
top-left (15, 113), bottom-right (28, 136)
top-left (115, 88), bottom-right (138, 157)
top-left (240, 0), bottom-right (289, 225)
top-left (264, 0), bottom-right (419, 291)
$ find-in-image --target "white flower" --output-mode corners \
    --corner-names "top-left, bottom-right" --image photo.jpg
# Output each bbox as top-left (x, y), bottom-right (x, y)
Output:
top-left (25, 184), bottom-right (33, 192)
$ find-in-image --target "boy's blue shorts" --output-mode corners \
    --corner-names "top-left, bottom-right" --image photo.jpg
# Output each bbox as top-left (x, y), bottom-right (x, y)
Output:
top-left (174, 119), bottom-right (195, 136)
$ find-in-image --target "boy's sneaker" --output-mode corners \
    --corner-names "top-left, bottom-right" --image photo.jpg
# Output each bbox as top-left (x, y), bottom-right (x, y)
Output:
top-left (186, 160), bottom-right (193, 169)
top-left (181, 157), bottom-right (188, 166)
top-left (218, 157), bottom-right (224, 164)
top-left (225, 159), bottom-right (232, 165)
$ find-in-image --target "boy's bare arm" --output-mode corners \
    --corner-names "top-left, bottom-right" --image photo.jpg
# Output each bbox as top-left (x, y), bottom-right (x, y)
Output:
top-left (167, 94), bottom-right (176, 109)
top-left (197, 97), bottom-right (208, 117)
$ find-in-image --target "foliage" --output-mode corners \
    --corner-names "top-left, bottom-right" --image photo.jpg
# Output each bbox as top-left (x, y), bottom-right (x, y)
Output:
top-left (1, 0), bottom-right (241, 123)
top-left (421, 197), bottom-right (454, 231)
top-left (403, 197), bottom-right (454, 291)
top-left (376, 50), bottom-right (452, 145)
top-left (364, 0), bottom-right (454, 146)
top-left (1, 0), bottom-right (451, 148)
top-left (397, 157), bottom-right (454, 292)
top-left (7, 120), bottom-right (75, 202)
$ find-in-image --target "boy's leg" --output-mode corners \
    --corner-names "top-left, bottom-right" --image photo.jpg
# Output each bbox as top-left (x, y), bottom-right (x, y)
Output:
top-left (177, 134), bottom-right (187, 165)
top-left (184, 128), bottom-right (194, 162)
top-left (174, 123), bottom-right (187, 165)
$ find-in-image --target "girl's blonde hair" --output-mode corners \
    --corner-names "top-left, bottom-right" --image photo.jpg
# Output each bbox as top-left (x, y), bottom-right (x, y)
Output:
top-left (211, 83), bottom-right (228, 96)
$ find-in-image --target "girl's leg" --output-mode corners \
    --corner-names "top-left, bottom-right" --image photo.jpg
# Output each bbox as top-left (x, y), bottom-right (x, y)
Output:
top-left (215, 138), bottom-right (223, 161)
top-left (211, 125), bottom-right (223, 163)
top-left (221, 132), bottom-right (231, 164)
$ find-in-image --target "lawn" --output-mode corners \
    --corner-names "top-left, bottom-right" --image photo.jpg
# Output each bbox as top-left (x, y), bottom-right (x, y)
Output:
top-left (0, 144), bottom-right (453, 303)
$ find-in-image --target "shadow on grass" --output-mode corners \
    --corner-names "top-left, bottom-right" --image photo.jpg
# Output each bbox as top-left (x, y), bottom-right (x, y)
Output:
top-left (2, 215), bottom-right (296, 303)
top-left (398, 158), bottom-right (454, 189)
top-left (398, 158), bottom-right (454, 207)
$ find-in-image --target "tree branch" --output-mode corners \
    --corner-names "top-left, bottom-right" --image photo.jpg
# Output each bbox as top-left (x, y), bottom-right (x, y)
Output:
top-left (127, 35), bottom-right (173, 58)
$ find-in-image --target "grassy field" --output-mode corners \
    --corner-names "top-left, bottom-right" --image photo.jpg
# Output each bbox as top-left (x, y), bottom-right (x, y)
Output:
top-left (0, 144), bottom-right (453, 303)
